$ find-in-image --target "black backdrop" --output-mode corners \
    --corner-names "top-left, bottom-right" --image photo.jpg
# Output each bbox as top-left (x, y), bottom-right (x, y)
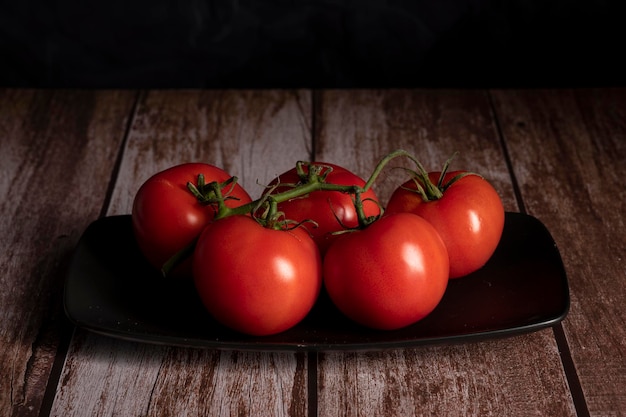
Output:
top-left (1, 0), bottom-right (625, 88)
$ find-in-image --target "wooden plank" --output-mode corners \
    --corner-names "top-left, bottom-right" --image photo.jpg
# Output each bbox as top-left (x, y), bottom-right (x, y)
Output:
top-left (318, 335), bottom-right (570, 416)
top-left (53, 331), bottom-right (307, 417)
top-left (107, 89), bottom-right (313, 210)
top-left (313, 89), bottom-right (576, 416)
top-left (491, 88), bottom-right (626, 416)
top-left (0, 89), bottom-right (138, 417)
top-left (50, 89), bottom-right (313, 417)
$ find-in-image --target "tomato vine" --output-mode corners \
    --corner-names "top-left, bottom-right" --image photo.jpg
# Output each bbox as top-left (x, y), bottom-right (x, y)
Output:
top-left (159, 149), bottom-right (501, 278)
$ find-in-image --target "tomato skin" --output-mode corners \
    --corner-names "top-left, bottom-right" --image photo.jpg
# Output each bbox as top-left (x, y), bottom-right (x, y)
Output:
top-left (193, 216), bottom-right (322, 336)
top-left (265, 163), bottom-right (381, 255)
top-left (386, 171), bottom-right (505, 278)
top-left (132, 163), bottom-right (252, 277)
top-left (323, 213), bottom-right (449, 330)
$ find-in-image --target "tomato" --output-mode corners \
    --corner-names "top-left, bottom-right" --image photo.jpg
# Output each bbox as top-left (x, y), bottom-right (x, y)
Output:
top-left (193, 215), bottom-right (322, 336)
top-left (323, 213), bottom-right (449, 330)
top-left (386, 171), bottom-right (505, 278)
top-left (265, 162), bottom-right (381, 255)
top-left (132, 163), bottom-right (252, 277)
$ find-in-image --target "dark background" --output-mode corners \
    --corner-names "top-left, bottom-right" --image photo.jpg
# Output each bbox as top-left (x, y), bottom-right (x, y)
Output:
top-left (1, 0), bottom-right (625, 89)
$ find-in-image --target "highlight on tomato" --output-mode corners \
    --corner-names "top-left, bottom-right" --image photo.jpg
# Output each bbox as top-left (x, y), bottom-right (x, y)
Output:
top-left (263, 162), bottom-right (381, 255)
top-left (323, 212), bottom-right (450, 330)
top-left (131, 163), bottom-right (252, 278)
top-left (192, 215), bottom-right (322, 336)
top-left (386, 163), bottom-right (505, 279)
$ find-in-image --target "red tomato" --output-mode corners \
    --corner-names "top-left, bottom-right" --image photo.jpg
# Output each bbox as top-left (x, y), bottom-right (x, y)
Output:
top-left (323, 213), bottom-right (449, 330)
top-left (265, 162), bottom-right (381, 255)
top-left (132, 163), bottom-right (252, 277)
top-left (386, 171), bottom-right (504, 278)
top-left (193, 215), bottom-right (322, 336)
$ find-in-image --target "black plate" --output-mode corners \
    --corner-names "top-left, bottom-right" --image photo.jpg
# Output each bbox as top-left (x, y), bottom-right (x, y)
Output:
top-left (64, 212), bottom-right (569, 351)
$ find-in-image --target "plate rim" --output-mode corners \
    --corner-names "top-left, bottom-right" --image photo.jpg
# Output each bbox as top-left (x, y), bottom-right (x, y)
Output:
top-left (63, 212), bottom-right (570, 351)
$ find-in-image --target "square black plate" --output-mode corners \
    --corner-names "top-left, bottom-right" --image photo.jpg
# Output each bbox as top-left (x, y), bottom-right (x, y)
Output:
top-left (64, 212), bottom-right (569, 351)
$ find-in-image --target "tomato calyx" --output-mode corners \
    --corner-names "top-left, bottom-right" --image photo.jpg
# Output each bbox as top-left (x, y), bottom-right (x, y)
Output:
top-left (295, 160), bottom-right (334, 184)
top-left (251, 191), bottom-right (320, 231)
top-left (401, 153), bottom-right (481, 202)
top-left (186, 174), bottom-right (243, 214)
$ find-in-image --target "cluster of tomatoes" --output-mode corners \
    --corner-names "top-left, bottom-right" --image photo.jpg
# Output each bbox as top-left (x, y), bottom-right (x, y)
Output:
top-left (131, 151), bottom-right (505, 336)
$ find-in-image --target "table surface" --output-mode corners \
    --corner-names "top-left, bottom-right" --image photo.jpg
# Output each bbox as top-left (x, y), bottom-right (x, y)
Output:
top-left (1, 88), bottom-right (624, 417)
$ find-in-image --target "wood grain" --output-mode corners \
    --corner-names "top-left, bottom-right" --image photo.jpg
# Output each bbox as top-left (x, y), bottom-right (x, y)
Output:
top-left (5, 87), bottom-right (621, 416)
top-left (0, 89), bottom-right (138, 417)
top-left (319, 333), bottom-right (573, 417)
top-left (50, 89), bottom-right (313, 417)
top-left (491, 88), bottom-right (626, 416)
top-left (313, 89), bottom-right (576, 416)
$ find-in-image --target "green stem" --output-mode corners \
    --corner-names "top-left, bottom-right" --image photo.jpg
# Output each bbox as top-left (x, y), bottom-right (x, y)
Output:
top-left (213, 179), bottom-right (359, 221)
top-left (161, 238), bottom-right (196, 277)
top-left (210, 149), bottom-right (435, 222)
top-left (362, 149), bottom-right (413, 191)
top-left (352, 189), bottom-right (369, 228)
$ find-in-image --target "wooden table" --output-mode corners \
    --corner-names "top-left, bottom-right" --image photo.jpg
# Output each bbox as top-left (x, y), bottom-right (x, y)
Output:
top-left (1, 88), bottom-right (624, 416)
